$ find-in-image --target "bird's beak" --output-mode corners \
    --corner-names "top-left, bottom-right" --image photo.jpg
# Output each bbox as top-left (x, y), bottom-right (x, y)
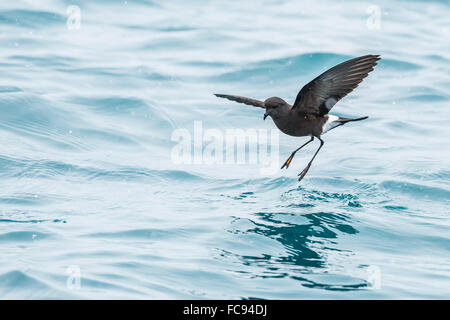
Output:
top-left (264, 111), bottom-right (270, 120)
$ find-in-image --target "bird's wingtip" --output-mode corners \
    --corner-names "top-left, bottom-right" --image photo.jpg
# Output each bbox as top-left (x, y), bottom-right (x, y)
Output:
top-left (364, 54), bottom-right (381, 61)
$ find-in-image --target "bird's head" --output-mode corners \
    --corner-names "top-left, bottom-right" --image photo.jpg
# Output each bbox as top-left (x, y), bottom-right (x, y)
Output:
top-left (263, 97), bottom-right (288, 120)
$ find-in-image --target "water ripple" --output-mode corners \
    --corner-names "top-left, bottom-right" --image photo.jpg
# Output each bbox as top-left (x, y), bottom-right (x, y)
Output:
top-left (0, 0), bottom-right (448, 299)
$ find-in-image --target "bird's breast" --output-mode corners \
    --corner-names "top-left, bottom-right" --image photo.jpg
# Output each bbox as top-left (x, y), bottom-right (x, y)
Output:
top-left (272, 116), bottom-right (314, 137)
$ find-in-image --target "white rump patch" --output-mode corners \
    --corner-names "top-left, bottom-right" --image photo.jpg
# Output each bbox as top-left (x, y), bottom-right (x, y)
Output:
top-left (322, 115), bottom-right (340, 134)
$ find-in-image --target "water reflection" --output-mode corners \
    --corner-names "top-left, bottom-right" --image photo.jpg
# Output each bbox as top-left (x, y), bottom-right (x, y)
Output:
top-left (221, 188), bottom-right (371, 291)
top-left (247, 211), bottom-right (357, 268)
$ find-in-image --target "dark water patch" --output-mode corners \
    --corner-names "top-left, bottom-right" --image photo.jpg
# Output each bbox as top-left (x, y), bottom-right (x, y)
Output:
top-left (69, 96), bottom-right (149, 114)
top-left (220, 210), bottom-right (360, 292)
top-left (0, 155), bottom-right (207, 183)
top-left (310, 177), bottom-right (377, 192)
top-left (0, 194), bottom-right (47, 206)
top-left (425, 54), bottom-right (449, 63)
top-left (0, 157), bottom-right (98, 179)
top-left (233, 191), bottom-right (255, 200)
top-left (157, 169), bottom-right (207, 182)
top-left (383, 205), bottom-right (408, 211)
top-left (399, 94), bottom-right (447, 102)
top-left (0, 270), bottom-right (70, 299)
top-left (58, 67), bottom-right (123, 77)
top-left (207, 176), bottom-right (295, 192)
top-left (285, 203), bottom-right (315, 208)
top-left (57, 67), bottom-right (171, 81)
top-left (67, 95), bottom-right (176, 133)
top-left (0, 9), bottom-right (66, 28)
top-left (380, 180), bottom-right (450, 200)
top-left (75, 276), bottom-right (145, 295)
top-left (231, 176), bottom-right (297, 193)
top-left (228, 211), bottom-right (357, 272)
top-left (87, 167), bottom-right (156, 181)
top-left (79, 128), bottom-right (139, 146)
top-left (142, 72), bottom-right (173, 81)
top-left (258, 176), bottom-right (297, 190)
top-left (306, 190), bottom-right (359, 202)
top-left (139, 37), bottom-right (198, 50)
top-left (157, 26), bottom-right (196, 32)
top-left (8, 55), bottom-right (78, 68)
top-left (0, 37), bottom-right (50, 49)
top-left (67, 0), bottom-right (159, 6)
top-left (0, 93), bottom-right (87, 150)
top-left (84, 228), bottom-right (180, 240)
top-left (181, 60), bottom-right (232, 68)
top-left (0, 86), bottom-right (22, 93)
top-left (387, 119), bottom-right (432, 132)
top-left (282, 186), bottom-right (363, 208)
top-left (377, 58), bottom-right (422, 71)
top-left (0, 218), bottom-right (66, 224)
top-left (0, 231), bottom-right (50, 242)
top-left (58, 65), bottom-right (172, 82)
top-left (0, 270), bottom-right (43, 288)
top-left (402, 170), bottom-right (450, 182)
top-left (213, 52), bottom-right (350, 83)
top-left (291, 274), bottom-right (368, 291)
top-left (0, 121), bottom-right (84, 150)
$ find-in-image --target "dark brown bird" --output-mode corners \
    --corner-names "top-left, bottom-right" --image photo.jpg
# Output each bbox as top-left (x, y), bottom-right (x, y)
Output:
top-left (215, 54), bottom-right (380, 181)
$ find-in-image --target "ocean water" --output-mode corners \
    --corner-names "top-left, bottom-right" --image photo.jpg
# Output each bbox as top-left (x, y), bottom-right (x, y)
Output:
top-left (0, 0), bottom-right (449, 299)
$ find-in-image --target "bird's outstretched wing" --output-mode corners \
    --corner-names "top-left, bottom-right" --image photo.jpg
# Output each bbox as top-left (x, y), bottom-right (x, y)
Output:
top-left (292, 55), bottom-right (380, 116)
top-left (214, 94), bottom-right (265, 109)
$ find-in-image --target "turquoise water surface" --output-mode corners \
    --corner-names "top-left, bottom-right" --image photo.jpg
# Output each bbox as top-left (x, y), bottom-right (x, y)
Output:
top-left (0, 0), bottom-right (449, 299)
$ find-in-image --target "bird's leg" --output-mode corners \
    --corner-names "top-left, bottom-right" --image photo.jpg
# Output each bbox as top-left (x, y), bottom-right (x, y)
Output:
top-left (281, 136), bottom-right (314, 169)
top-left (298, 137), bottom-right (324, 182)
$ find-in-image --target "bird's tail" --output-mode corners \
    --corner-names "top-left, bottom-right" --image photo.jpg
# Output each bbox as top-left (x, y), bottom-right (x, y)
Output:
top-left (337, 116), bottom-right (368, 124)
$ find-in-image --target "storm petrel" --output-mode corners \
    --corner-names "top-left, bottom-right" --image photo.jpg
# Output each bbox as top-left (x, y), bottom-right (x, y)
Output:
top-left (215, 54), bottom-right (380, 181)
